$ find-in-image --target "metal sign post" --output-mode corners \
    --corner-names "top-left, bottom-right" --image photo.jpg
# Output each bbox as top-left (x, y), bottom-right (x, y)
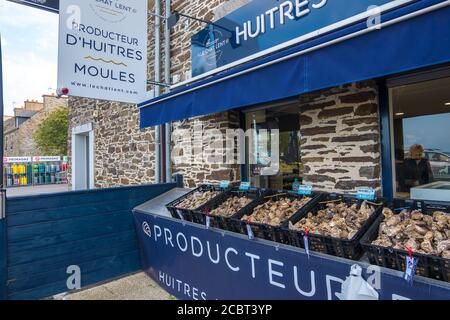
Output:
top-left (0, 35), bottom-right (5, 203)
top-left (0, 191), bottom-right (4, 220)
top-left (0, 35), bottom-right (5, 300)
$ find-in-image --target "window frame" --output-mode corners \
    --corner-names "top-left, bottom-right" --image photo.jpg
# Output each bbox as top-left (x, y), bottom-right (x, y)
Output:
top-left (387, 66), bottom-right (450, 198)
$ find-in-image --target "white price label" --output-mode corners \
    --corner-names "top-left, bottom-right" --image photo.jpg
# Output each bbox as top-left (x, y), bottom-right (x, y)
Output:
top-left (240, 182), bottom-right (251, 191)
top-left (298, 185), bottom-right (313, 196)
top-left (356, 187), bottom-right (376, 201)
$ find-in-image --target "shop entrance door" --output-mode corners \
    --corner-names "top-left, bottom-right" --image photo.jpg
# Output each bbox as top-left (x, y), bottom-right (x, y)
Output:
top-left (72, 123), bottom-right (94, 190)
top-left (244, 101), bottom-right (303, 190)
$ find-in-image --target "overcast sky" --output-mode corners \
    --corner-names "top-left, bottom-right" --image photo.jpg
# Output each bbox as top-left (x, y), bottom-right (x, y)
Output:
top-left (0, 0), bottom-right (58, 116)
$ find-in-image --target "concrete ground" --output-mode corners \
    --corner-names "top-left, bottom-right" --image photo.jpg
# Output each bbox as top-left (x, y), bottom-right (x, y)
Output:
top-left (58, 272), bottom-right (173, 300)
top-left (6, 184), bottom-right (70, 197)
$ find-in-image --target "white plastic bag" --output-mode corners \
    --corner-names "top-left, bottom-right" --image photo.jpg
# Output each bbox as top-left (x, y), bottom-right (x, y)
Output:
top-left (336, 264), bottom-right (379, 300)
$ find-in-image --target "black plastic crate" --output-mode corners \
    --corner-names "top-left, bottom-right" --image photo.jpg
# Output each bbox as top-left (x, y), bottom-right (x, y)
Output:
top-left (360, 199), bottom-right (450, 282)
top-left (166, 185), bottom-right (225, 221)
top-left (283, 193), bottom-right (385, 260)
top-left (190, 188), bottom-right (269, 229)
top-left (227, 191), bottom-right (322, 243)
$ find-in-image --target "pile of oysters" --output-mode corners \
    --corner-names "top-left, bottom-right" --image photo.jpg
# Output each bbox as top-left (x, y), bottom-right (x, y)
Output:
top-left (176, 191), bottom-right (220, 210)
top-left (372, 208), bottom-right (450, 259)
top-left (211, 196), bottom-right (253, 217)
top-left (242, 197), bottom-right (312, 226)
top-left (289, 201), bottom-right (375, 240)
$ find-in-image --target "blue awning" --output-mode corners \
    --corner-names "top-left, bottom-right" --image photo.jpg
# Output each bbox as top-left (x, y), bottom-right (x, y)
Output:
top-left (139, 0), bottom-right (450, 128)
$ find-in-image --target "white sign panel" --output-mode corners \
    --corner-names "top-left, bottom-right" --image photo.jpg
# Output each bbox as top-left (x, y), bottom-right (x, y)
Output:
top-left (57, 0), bottom-right (148, 104)
top-left (3, 157), bottom-right (32, 163)
top-left (33, 156), bottom-right (62, 162)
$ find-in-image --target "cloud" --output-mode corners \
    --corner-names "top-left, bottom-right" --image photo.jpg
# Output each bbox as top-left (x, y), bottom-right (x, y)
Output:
top-left (0, 0), bottom-right (59, 115)
top-left (3, 51), bottom-right (57, 112)
top-left (0, 0), bottom-right (58, 29)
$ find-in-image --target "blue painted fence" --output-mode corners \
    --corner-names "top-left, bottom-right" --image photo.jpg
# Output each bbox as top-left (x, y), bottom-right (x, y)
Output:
top-left (1, 183), bottom-right (175, 300)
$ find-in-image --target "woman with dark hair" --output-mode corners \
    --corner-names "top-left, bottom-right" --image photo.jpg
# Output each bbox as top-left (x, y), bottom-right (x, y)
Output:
top-left (403, 144), bottom-right (434, 191)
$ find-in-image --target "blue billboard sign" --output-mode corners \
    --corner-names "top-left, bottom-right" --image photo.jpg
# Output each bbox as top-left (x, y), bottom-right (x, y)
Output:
top-left (191, 0), bottom-right (418, 78)
top-left (134, 212), bottom-right (450, 300)
top-left (6, 0), bottom-right (59, 13)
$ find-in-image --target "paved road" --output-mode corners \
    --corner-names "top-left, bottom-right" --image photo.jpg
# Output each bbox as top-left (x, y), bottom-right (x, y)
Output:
top-left (6, 184), bottom-right (70, 197)
top-left (57, 272), bottom-right (172, 300)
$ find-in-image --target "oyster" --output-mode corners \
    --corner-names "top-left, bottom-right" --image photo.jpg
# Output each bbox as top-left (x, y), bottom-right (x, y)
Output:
top-left (176, 190), bottom-right (220, 210)
top-left (404, 238), bottom-right (419, 251)
top-left (382, 208), bottom-right (394, 219)
top-left (290, 200), bottom-right (375, 240)
top-left (420, 239), bottom-right (434, 254)
top-left (243, 197), bottom-right (312, 226)
top-left (437, 240), bottom-right (450, 255)
top-left (442, 250), bottom-right (450, 259)
top-left (386, 215), bottom-right (401, 227)
top-left (424, 231), bottom-right (434, 241)
top-left (372, 208), bottom-right (449, 258)
top-left (210, 196), bottom-right (253, 217)
top-left (411, 211), bottom-right (424, 220)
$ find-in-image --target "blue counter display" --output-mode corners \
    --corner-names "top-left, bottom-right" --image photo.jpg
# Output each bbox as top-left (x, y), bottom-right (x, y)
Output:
top-left (133, 212), bottom-right (450, 300)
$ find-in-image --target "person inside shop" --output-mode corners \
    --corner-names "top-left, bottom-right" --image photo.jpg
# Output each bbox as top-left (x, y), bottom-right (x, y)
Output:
top-left (403, 144), bottom-right (434, 191)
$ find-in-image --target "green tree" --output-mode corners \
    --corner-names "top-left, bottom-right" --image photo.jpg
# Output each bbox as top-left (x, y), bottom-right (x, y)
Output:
top-left (33, 107), bottom-right (69, 156)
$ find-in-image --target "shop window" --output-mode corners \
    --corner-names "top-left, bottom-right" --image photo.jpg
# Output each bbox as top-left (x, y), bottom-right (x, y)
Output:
top-left (390, 76), bottom-right (450, 200)
top-left (244, 102), bottom-right (302, 190)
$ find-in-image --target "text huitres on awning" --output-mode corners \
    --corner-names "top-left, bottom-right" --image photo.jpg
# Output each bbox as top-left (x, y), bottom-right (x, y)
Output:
top-left (139, 1), bottom-right (450, 128)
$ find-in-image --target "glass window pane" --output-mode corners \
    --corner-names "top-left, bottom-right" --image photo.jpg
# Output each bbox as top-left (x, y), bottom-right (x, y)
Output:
top-left (245, 103), bottom-right (302, 190)
top-left (391, 76), bottom-right (450, 200)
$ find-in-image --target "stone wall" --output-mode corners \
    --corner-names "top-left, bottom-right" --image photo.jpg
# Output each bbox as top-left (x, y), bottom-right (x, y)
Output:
top-left (166, 0), bottom-right (251, 188)
top-left (68, 0), bottom-right (252, 188)
top-left (4, 127), bottom-right (20, 157)
top-left (4, 96), bottom-right (68, 157)
top-left (171, 111), bottom-right (241, 188)
top-left (67, 0), bottom-right (383, 192)
top-left (299, 81), bottom-right (382, 193)
top-left (68, 97), bottom-right (156, 188)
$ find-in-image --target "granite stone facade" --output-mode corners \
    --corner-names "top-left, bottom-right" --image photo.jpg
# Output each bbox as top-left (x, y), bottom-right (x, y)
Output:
top-left (68, 97), bottom-right (156, 188)
top-left (67, 0), bottom-right (383, 193)
top-left (298, 81), bottom-right (382, 193)
top-left (171, 111), bottom-right (241, 188)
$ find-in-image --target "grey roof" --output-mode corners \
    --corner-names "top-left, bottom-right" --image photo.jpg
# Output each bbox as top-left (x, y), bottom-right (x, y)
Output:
top-left (14, 109), bottom-right (39, 118)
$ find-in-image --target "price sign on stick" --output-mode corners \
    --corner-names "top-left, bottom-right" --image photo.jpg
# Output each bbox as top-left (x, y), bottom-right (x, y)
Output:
top-left (298, 185), bottom-right (313, 196)
top-left (404, 247), bottom-right (418, 285)
top-left (240, 182), bottom-right (251, 191)
top-left (220, 180), bottom-right (230, 189)
top-left (304, 228), bottom-right (310, 259)
top-left (246, 217), bottom-right (254, 240)
top-left (205, 209), bottom-right (211, 229)
top-left (356, 187), bottom-right (376, 201)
